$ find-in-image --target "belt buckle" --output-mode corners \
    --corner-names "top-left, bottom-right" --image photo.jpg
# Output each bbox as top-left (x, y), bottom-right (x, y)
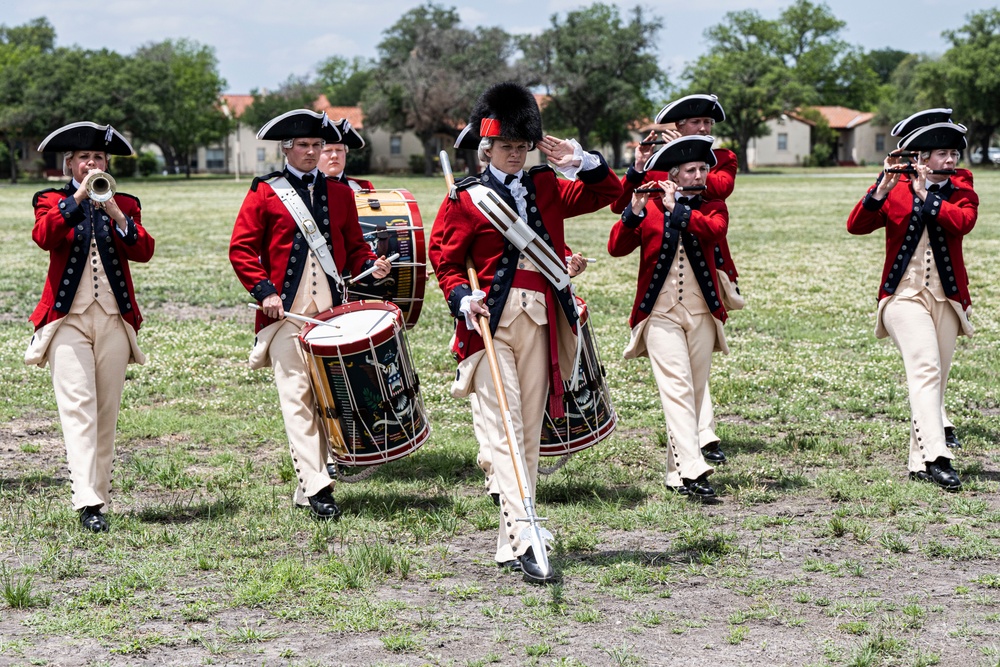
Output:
top-left (303, 219), bottom-right (318, 235)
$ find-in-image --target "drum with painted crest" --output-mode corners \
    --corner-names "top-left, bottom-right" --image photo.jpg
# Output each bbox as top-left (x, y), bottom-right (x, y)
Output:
top-left (539, 297), bottom-right (617, 457)
top-left (347, 189), bottom-right (426, 329)
top-left (299, 301), bottom-right (430, 467)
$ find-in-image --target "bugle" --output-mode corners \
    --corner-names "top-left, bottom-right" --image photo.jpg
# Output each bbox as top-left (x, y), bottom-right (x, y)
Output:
top-left (86, 171), bottom-right (117, 203)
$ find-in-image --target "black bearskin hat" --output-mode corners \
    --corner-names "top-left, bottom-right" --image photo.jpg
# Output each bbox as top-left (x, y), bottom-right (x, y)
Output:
top-left (456, 82), bottom-right (543, 150)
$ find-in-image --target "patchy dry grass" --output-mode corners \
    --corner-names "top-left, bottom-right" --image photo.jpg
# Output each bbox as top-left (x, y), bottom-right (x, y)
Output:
top-left (0, 168), bottom-right (998, 666)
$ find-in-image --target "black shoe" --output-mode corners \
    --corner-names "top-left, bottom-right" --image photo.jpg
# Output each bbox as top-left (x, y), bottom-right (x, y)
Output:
top-left (910, 457), bottom-right (961, 491)
top-left (682, 473), bottom-right (717, 498)
top-left (944, 427), bottom-right (962, 449)
top-left (80, 506), bottom-right (108, 533)
top-left (307, 487), bottom-right (343, 520)
top-left (490, 493), bottom-right (500, 507)
top-left (701, 441), bottom-right (727, 464)
top-left (497, 558), bottom-right (521, 572)
top-left (518, 547), bottom-right (556, 584)
top-left (666, 484), bottom-right (690, 496)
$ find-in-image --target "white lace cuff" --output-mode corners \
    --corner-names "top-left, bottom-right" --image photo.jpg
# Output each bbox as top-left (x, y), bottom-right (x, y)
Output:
top-left (553, 139), bottom-right (600, 180)
top-left (460, 289), bottom-right (487, 330)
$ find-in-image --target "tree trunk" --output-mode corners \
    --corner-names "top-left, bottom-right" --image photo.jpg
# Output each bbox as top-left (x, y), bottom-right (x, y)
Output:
top-left (735, 137), bottom-right (751, 174)
top-left (609, 138), bottom-right (623, 170)
top-left (7, 138), bottom-right (19, 184)
top-left (421, 134), bottom-right (438, 177)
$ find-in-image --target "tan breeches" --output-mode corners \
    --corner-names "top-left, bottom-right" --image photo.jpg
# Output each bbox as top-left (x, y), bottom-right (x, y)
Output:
top-left (644, 309), bottom-right (717, 486)
top-left (881, 293), bottom-right (959, 472)
top-left (268, 319), bottom-right (333, 499)
top-left (470, 311), bottom-right (550, 563)
top-left (48, 303), bottom-right (130, 511)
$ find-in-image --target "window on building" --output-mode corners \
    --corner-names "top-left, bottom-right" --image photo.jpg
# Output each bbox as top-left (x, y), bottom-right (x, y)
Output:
top-left (390, 135), bottom-right (402, 155)
top-left (206, 148), bottom-right (224, 170)
top-left (777, 133), bottom-right (788, 151)
top-left (875, 133), bottom-right (886, 152)
top-left (257, 147), bottom-right (266, 163)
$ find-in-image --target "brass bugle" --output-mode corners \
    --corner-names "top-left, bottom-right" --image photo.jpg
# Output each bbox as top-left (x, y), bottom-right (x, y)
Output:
top-left (86, 171), bottom-right (117, 203)
top-left (885, 167), bottom-right (956, 175)
top-left (635, 185), bottom-right (707, 194)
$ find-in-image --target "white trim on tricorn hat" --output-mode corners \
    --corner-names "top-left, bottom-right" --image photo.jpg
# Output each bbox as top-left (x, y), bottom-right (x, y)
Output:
top-left (897, 122), bottom-right (967, 152)
top-left (37, 121), bottom-right (134, 155)
top-left (655, 94), bottom-right (726, 125)
top-left (646, 135), bottom-right (718, 172)
top-left (257, 109), bottom-right (342, 142)
top-left (891, 108), bottom-right (953, 137)
top-left (332, 118), bottom-right (364, 150)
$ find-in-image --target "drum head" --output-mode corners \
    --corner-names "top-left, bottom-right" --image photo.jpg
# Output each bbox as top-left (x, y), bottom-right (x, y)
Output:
top-left (301, 302), bottom-right (402, 355)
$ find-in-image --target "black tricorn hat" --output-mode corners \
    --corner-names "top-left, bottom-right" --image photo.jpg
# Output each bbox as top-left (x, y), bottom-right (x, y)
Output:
top-left (37, 122), bottom-right (134, 155)
top-left (655, 94), bottom-right (726, 125)
top-left (257, 109), bottom-right (342, 142)
top-left (891, 108), bottom-right (953, 137)
top-left (456, 81), bottom-right (543, 150)
top-left (331, 118), bottom-right (365, 150)
top-left (646, 135), bottom-right (718, 172)
top-left (897, 122), bottom-right (967, 152)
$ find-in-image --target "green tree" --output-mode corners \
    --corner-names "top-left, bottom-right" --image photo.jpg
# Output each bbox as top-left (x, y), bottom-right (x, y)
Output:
top-left (0, 17), bottom-right (56, 181)
top-left (362, 2), bottom-right (521, 175)
top-left (865, 48), bottom-right (910, 85)
top-left (774, 0), bottom-right (880, 110)
top-left (316, 56), bottom-right (373, 106)
top-left (684, 0), bottom-right (878, 172)
top-left (242, 75), bottom-right (322, 131)
top-left (125, 39), bottom-right (230, 176)
top-left (685, 10), bottom-right (809, 173)
top-left (523, 3), bottom-right (665, 168)
top-left (917, 9), bottom-right (1000, 163)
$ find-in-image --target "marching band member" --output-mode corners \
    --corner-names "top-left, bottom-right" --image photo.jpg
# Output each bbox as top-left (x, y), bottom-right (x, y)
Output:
top-left (429, 82), bottom-right (622, 582)
top-left (229, 109), bottom-right (391, 519)
top-left (613, 94), bottom-right (741, 465)
top-left (888, 109), bottom-right (967, 450)
top-left (608, 135), bottom-right (729, 499)
top-left (27, 122), bottom-right (154, 532)
top-left (847, 117), bottom-right (977, 491)
top-left (317, 119), bottom-right (374, 192)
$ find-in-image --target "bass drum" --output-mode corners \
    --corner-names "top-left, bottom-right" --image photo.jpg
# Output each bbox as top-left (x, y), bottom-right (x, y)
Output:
top-left (539, 297), bottom-right (617, 457)
top-left (348, 189), bottom-right (426, 329)
top-left (299, 301), bottom-right (430, 467)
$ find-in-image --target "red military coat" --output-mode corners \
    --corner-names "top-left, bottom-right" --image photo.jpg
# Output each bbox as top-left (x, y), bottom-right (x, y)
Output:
top-left (846, 170), bottom-right (978, 310)
top-left (612, 148), bottom-right (738, 284)
top-left (430, 159), bottom-right (623, 361)
top-left (342, 176), bottom-right (375, 191)
top-left (230, 171), bottom-right (376, 333)
top-left (608, 195), bottom-right (729, 329)
top-left (31, 183), bottom-right (154, 331)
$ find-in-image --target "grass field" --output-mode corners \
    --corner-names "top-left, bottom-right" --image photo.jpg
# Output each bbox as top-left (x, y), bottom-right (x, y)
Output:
top-left (0, 168), bottom-right (998, 667)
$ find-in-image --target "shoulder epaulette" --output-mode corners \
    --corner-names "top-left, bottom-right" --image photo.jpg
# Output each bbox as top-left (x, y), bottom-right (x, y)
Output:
top-left (528, 164), bottom-right (555, 176)
top-left (454, 175), bottom-right (482, 191)
top-left (115, 192), bottom-right (141, 209)
top-left (250, 171), bottom-right (283, 192)
top-left (31, 188), bottom-right (63, 209)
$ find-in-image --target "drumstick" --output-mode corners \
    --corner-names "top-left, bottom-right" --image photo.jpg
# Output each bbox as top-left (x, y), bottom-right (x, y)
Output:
top-left (585, 258), bottom-right (597, 264)
top-left (247, 303), bottom-right (340, 329)
top-left (348, 253), bottom-right (401, 284)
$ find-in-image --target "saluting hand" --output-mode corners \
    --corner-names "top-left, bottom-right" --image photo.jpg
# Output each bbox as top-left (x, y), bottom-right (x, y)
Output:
top-left (538, 135), bottom-right (580, 169)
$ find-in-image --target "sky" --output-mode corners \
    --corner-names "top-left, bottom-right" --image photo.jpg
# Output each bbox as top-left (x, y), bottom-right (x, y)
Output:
top-left (5, 0), bottom-right (998, 95)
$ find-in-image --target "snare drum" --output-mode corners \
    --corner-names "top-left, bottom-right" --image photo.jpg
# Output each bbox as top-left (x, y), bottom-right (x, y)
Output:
top-left (348, 189), bottom-right (427, 329)
top-left (539, 298), bottom-right (617, 457)
top-left (299, 301), bottom-right (430, 467)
